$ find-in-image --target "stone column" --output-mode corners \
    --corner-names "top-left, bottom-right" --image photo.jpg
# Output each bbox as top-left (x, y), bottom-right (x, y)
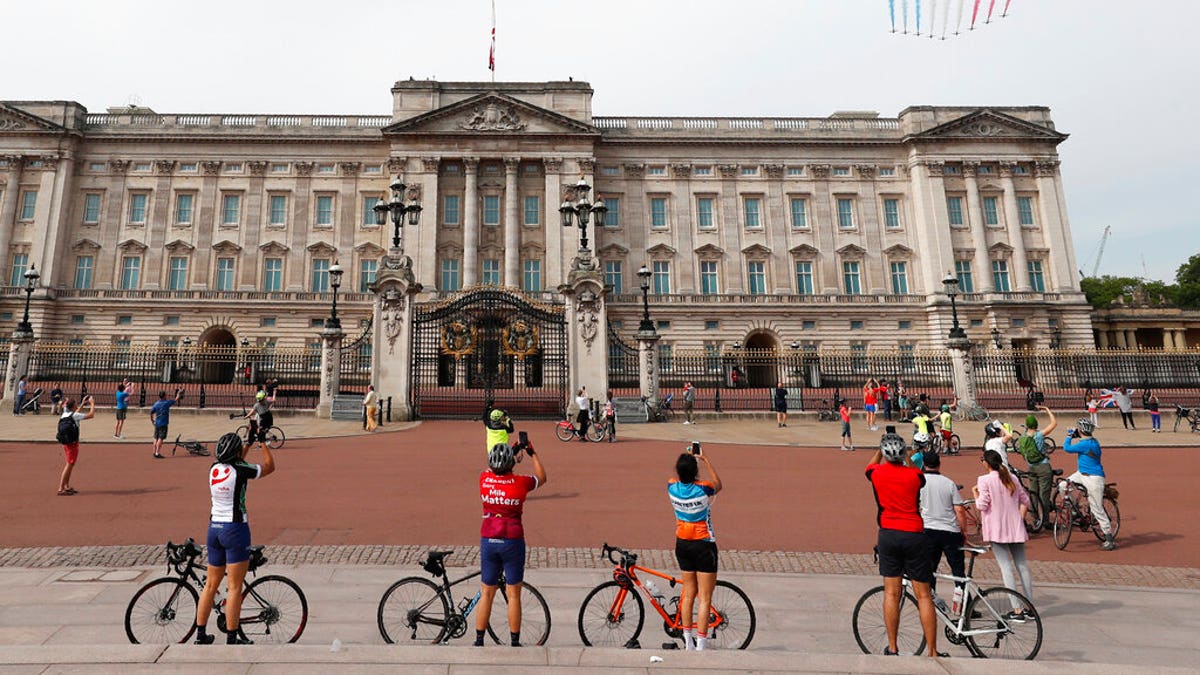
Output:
top-left (560, 266), bottom-right (608, 408)
top-left (1126, 330), bottom-right (1138, 351)
top-left (1113, 330), bottom-right (1127, 350)
top-left (195, 161), bottom-right (224, 288)
top-left (503, 157), bottom-right (520, 287)
top-left (32, 154), bottom-right (76, 288)
top-left (1097, 330), bottom-right (1110, 349)
top-left (637, 328), bottom-right (661, 417)
top-left (369, 252), bottom-right (422, 421)
top-left (962, 162), bottom-right (993, 292)
top-left (808, 165), bottom-right (837, 292)
top-left (1035, 161), bottom-right (1071, 290)
top-left (543, 158), bottom-right (565, 289)
top-left (947, 336), bottom-right (980, 413)
top-left (0, 156), bottom-right (24, 285)
top-left (999, 162), bottom-right (1030, 292)
top-left (1177, 329), bottom-right (1190, 350)
top-left (2, 331), bottom-right (35, 405)
top-left (316, 325), bottom-right (343, 418)
top-left (462, 157), bottom-right (480, 287)
top-left (413, 157), bottom-right (441, 287)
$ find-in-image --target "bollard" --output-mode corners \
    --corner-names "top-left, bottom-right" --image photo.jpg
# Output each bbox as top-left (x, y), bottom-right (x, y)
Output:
top-left (377, 404), bottom-right (383, 427)
top-left (386, 396), bottom-right (392, 422)
top-left (138, 378), bottom-right (147, 407)
top-left (713, 387), bottom-right (723, 413)
top-left (199, 382), bottom-right (206, 409)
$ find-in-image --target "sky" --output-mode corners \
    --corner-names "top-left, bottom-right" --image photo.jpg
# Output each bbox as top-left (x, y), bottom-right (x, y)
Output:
top-left (7, 0), bottom-right (1197, 283)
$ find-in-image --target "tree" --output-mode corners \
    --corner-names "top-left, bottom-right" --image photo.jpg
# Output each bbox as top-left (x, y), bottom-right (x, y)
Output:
top-left (1081, 275), bottom-right (1142, 309)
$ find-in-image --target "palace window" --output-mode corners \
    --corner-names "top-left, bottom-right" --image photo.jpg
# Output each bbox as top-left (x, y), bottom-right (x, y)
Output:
top-left (443, 195), bottom-right (461, 225)
top-left (83, 193), bottom-right (102, 224)
top-left (836, 198), bottom-right (855, 229)
top-left (269, 195), bottom-right (287, 226)
top-left (603, 197), bottom-right (620, 227)
top-left (360, 259), bottom-right (378, 292)
top-left (697, 197), bottom-right (715, 230)
top-left (955, 260), bottom-right (974, 293)
top-left (221, 194), bottom-right (240, 225)
top-left (74, 256), bottom-right (94, 289)
top-left (883, 198), bottom-right (901, 229)
top-left (129, 193), bottom-right (148, 224)
top-left (652, 260), bottom-right (670, 294)
top-left (482, 259), bottom-right (500, 286)
top-left (9, 254), bottom-right (28, 286)
top-left (311, 258), bottom-right (330, 293)
top-left (992, 260), bottom-right (1011, 292)
top-left (483, 195), bottom-right (501, 225)
top-left (983, 196), bottom-right (1000, 226)
top-left (743, 197), bottom-right (761, 229)
top-left (700, 261), bottom-right (719, 295)
top-left (1018, 196), bottom-right (1036, 226)
top-left (19, 190), bottom-right (37, 220)
top-left (523, 260), bottom-right (542, 292)
top-left (889, 261), bottom-right (909, 295)
top-left (362, 197), bottom-right (378, 226)
top-left (176, 193), bottom-right (194, 225)
top-left (441, 259), bottom-right (460, 291)
top-left (946, 196), bottom-right (964, 226)
top-left (650, 197), bottom-right (668, 229)
top-left (790, 198), bottom-right (808, 229)
top-left (120, 256), bottom-right (141, 290)
top-left (263, 258), bottom-right (283, 292)
top-left (524, 196), bottom-right (540, 226)
top-left (1027, 260), bottom-right (1046, 292)
top-left (168, 257), bottom-right (188, 290)
top-left (842, 261), bottom-right (862, 295)
top-left (316, 195), bottom-right (334, 226)
top-left (604, 260), bottom-right (623, 293)
top-left (215, 257), bottom-right (235, 291)
top-left (795, 261), bottom-right (814, 294)
top-left (747, 261), bottom-right (766, 295)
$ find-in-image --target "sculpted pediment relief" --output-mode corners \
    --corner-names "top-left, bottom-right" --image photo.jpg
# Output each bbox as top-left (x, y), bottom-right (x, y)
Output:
top-left (383, 93), bottom-right (597, 136)
top-left (118, 238), bottom-right (148, 253)
top-left (353, 242), bottom-right (386, 256)
top-left (72, 238), bottom-right (102, 252)
top-left (741, 243), bottom-right (772, 258)
top-left (789, 244), bottom-right (819, 259)
top-left (694, 243), bottom-right (725, 259)
top-left (305, 241), bottom-right (336, 256)
top-left (164, 239), bottom-right (195, 253)
top-left (646, 243), bottom-right (677, 259)
top-left (597, 243), bottom-right (629, 258)
top-left (883, 244), bottom-right (913, 258)
top-left (837, 244), bottom-right (866, 258)
top-left (213, 240), bottom-right (243, 254)
top-left (0, 105), bottom-right (64, 133)
top-left (260, 240), bottom-right (291, 255)
top-left (911, 109), bottom-right (1067, 142)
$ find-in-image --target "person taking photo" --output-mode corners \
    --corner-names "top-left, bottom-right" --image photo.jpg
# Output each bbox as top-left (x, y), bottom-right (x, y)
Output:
top-left (669, 443), bottom-right (722, 651)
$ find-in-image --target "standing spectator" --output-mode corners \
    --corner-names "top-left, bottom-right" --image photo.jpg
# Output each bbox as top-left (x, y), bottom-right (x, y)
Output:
top-left (865, 433), bottom-right (940, 657)
top-left (56, 395), bottom-right (95, 496)
top-left (863, 379), bottom-right (879, 431)
top-left (1112, 386), bottom-right (1135, 430)
top-left (730, 367), bottom-right (740, 390)
top-left (485, 407), bottom-right (514, 451)
top-left (896, 381), bottom-right (909, 422)
top-left (574, 388), bottom-right (591, 442)
top-left (1016, 406), bottom-right (1057, 530)
top-left (682, 381), bottom-right (696, 425)
top-left (13, 375), bottom-right (27, 415)
top-left (362, 385), bottom-right (379, 432)
top-left (973, 450), bottom-right (1034, 619)
top-left (603, 390), bottom-right (617, 443)
top-left (49, 385), bottom-right (64, 415)
top-left (774, 381), bottom-right (788, 427)
top-left (919, 452), bottom-right (967, 604)
top-left (669, 445), bottom-right (722, 650)
top-left (1063, 419), bottom-right (1116, 550)
top-left (1147, 395), bottom-right (1161, 433)
top-left (880, 381), bottom-right (893, 421)
top-left (114, 380), bottom-right (133, 438)
top-left (150, 388), bottom-right (183, 459)
top-left (839, 399), bottom-right (854, 452)
top-left (1087, 398), bottom-right (1100, 428)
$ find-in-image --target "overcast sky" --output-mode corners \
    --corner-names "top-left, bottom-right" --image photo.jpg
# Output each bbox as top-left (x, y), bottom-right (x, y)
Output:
top-left (8, 1), bottom-right (1196, 282)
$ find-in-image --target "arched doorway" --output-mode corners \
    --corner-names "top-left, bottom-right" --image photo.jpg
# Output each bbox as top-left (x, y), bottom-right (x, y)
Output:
top-left (198, 327), bottom-right (237, 384)
top-left (743, 332), bottom-right (779, 388)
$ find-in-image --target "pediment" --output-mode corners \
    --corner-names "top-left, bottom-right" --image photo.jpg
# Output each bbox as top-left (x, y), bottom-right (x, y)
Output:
top-left (117, 238), bottom-right (147, 253)
top-left (213, 240), bottom-right (243, 254)
top-left (353, 241), bottom-right (386, 256)
top-left (789, 244), bottom-right (819, 259)
top-left (597, 243), bottom-right (629, 258)
top-left (0, 104), bottom-right (66, 133)
top-left (259, 240), bottom-right (291, 255)
top-left (836, 244), bottom-right (866, 259)
top-left (383, 93), bottom-right (598, 136)
top-left (883, 244), bottom-right (913, 258)
top-left (72, 238), bottom-right (102, 252)
top-left (521, 242), bottom-right (546, 254)
top-left (694, 243), bottom-right (725, 258)
top-left (305, 241), bottom-right (336, 256)
top-left (741, 243), bottom-right (772, 258)
top-left (646, 243), bottom-right (677, 259)
top-left (164, 239), bottom-right (195, 253)
top-left (989, 242), bottom-right (1014, 253)
top-left (910, 109), bottom-right (1067, 143)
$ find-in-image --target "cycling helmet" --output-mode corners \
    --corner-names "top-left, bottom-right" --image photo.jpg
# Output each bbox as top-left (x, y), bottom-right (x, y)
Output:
top-left (1075, 418), bottom-right (1095, 436)
top-left (488, 442), bottom-right (515, 473)
top-left (215, 432), bottom-right (244, 464)
top-left (984, 421), bottom-right (1002, 438)
top-left (913, 431), bottom-right (931, 447)
top-left (915, 404), bottom-right (930, 417)
top-left (940, 404), bottom-right (950, 413)
top-left (256, 391), bottom-right (266, 401)
top-left (879, 433), bottom-right (907, 463)
top-left (489, 409), bottom-right (506, 422)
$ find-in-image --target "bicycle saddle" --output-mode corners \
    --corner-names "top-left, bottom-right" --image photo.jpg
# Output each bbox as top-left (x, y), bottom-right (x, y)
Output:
top-left (426, 550), bottom-right (453, 561)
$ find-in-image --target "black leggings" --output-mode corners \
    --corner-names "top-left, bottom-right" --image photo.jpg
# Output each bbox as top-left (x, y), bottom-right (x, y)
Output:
top-left (1120, 411), bottom-right (1135, 429)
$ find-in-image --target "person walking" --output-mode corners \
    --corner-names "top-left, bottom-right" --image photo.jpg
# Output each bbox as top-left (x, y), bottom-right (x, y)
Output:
top-left (574, 388), bottom-right (591, 441)
top-left (839, 399), bottom-right (854, 451)
top-left (682, 381), bottom-right (696, 425)
top-left (1112, 386), bottom-right (1135, 430)
top-left (113, 380), bottom-right (132, 438)
top-left (13, 375), bottom-right (27, 415)
top-left (50, 385), bottom-right (64, 415)
top-left (150, 388), bottom-right (183, 459)
top-left (919, 452), bottom-right (967, 607)
top-left (1015, 405), bottom-right (1057, 530)
top-left (669, 444), bottom-right (722, 650)
top-left (56, 395), bottom-right (95, 496)
top-left (863, 379), bottom-right (879, 431)
top-left (194, 433), bottom-right (276, 645)
top-left (1087, 398), bottom-right (1100, 428)
top-left (774, 381), bottom-right (788, 427)
top-left (1063, 419), bottom-right (1116, 550)
top-left (973, 450), bottom-right (1034, 619)
top-left (475, 439), bottom-right (546, 647)
top-left (1148, 395), bottom-right (1161, 433)
top-left (362, 385), bottom-right (379, 432)
top-left (865, 433), bottom-right (940, 657)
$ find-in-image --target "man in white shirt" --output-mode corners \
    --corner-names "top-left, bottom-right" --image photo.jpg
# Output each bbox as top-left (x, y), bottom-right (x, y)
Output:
top-left (574, 388), bottom-right (590, 442)
top-left (919, 452), bottom-right (968, 604)
top-left (362, 385), bottom-right (379, 432)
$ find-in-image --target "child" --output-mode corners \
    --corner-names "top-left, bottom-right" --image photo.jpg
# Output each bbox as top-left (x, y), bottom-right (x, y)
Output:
top-left (1148, 395), bottom-right (1161, 432)
top-left (1087, 398), bottom-right (1099, 428)
top-left (603, 393), bottom-right (616, 443)
top-left (839, 400), bottom-right (853, 451)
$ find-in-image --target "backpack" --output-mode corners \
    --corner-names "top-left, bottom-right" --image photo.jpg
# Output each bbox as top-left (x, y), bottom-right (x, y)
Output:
top-left (1016, 434), bottom-right (1045, 464)
top-left (56, 415), bottom-right (80, 445)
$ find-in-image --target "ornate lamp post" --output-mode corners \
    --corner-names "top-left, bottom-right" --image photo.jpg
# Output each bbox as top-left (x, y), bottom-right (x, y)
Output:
top-left (559, 177), bottom-right (606, 252)
top-left (637, 264), bottom-right (654, 333)
top-left (326, 261), bottom-right (344, 330)
top-left (941, 271), bottom-right (967, 340)
top-left (991, 327), bottom-right (1004, 350)
top-left (373, 177), bottom-right (423, 254)
top-left (15, 263), bottom-right (39, 337)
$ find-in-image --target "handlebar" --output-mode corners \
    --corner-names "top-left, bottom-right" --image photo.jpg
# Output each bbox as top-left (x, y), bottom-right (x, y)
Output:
top-left (601, 542), bottom-right (638, 566)
top-left (165, 538), bottom-right (202, 567)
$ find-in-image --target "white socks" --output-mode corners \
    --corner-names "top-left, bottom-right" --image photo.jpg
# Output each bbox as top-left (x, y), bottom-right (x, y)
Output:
top-left (683, 628), bottom-right (696, 650)
top-left (696, 632), bottom-right (708, 651)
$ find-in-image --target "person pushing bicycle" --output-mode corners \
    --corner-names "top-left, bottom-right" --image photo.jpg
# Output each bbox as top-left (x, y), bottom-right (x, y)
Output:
top-left (195, 432), bottom-right (275, 644)
top-left (668, 442), bottom-right (722, 651)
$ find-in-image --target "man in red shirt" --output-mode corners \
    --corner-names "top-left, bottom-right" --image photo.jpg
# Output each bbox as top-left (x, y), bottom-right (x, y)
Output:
top-left (865, 433), bottom-right (940, 657)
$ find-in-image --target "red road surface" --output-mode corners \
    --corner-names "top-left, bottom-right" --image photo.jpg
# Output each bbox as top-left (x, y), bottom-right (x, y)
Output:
top-left (3, 421), bottom-right (1195, 567)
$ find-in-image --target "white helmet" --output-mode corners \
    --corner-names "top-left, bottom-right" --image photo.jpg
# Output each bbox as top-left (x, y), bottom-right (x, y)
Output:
top-left (913, 431), bottom-right (931, 447)
top-left (880, 433), bottom-right (907, 462)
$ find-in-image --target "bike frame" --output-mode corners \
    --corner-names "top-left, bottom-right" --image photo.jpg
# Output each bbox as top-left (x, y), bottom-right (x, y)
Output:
top-left (607, 562), bottom-right (728, 632)
top-left (902, 553), bottom-right (1015, 641)
top-left (168, 543), bottom-right (273, 630)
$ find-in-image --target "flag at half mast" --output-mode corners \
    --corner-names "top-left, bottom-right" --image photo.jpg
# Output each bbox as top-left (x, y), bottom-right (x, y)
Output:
top-left (489, 0), bottom-right (496, 79)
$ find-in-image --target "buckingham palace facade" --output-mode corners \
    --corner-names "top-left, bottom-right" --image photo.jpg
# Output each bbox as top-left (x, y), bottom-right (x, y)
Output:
top-left (0, 79), bottom-right (1091, 356)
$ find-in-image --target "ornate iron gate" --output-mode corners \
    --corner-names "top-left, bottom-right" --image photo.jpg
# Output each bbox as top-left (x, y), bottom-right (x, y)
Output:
top-left (411, 288), bottom-right (568, 419)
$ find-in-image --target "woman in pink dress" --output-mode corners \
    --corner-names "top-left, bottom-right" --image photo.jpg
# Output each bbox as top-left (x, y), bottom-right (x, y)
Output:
top-left (973, 449), bottom-right (1034, 620)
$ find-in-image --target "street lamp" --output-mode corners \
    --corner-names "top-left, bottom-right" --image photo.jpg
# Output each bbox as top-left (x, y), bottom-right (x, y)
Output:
top-left (373, 177), bottom-right (423, 253)
top-left (326, 261), bottom-right (344, 330)
top-left (1050, 327), bottom-right (1063, 349)
top-left (637, 264), bottom-right (654, 332)
top-left (15, 263), bottom-right (39, 336)
top-left (991, 327), bottom-right (1004, 350)
top-left (559, 177), bottom-right (606, 252)
top-left (941, 271), bottom-right (967, 340)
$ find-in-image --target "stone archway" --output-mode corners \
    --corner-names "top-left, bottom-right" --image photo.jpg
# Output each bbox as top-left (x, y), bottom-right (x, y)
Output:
top-left (743, 331), bottom-right (779, 388)
top-left (198, 326), bottom-right (236, 384)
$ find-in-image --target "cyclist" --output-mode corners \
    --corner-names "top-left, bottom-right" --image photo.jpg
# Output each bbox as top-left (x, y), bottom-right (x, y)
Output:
top-left (195, 432), bottom-right (276, 645)
top-left (910, 432), bottom-right (932, 471)
top-left (1063, 419), bottom-right (1116, 551)
top-left (484, 407), bottom-right (514, 453)
top-left (911, 404), bottom-right (933, 445)
top-left (864, 433), bottom-right (939, 657)
top-left (242, 390), bottom-right (274, 449)
top-left (936, 401), bottom-right (955, 451)
top-left (1015, 406), bottom-right (1057, 531)
top-left (972, 450), bottom-right (1034, 620)
top-left (918, 451), bottom-right (967, 608)
top-left (476, 440), bottom-right (546, 647)
top-left (603, 390), bottom-right (617, 443)
top-left (984, 421), bottom-right (1013, 470)
top-left (668, 445), bottom-right (723, 651)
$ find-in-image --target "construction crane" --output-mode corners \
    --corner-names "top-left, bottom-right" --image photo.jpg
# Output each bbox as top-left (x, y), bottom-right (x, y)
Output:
top-left (1079, 225), bottom-right (1112, 279)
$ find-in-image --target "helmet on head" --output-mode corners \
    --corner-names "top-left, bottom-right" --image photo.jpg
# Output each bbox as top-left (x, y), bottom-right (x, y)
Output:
top-left (489, 409), bottom-right (506, 422)
top-left (1075, 418), bottom-right (1095, 436)
top-left (215, 432), bottom-right (244, 464)
top-left (256, 391), bottom-right (266, 401)
top-left (916, 404), bottom-right (930, 417)
top-left (984, 421), bottom-right (1002, 438)
top-left (913, 431), bottom-right (931, 447)
top-left (488, 442), bottom-right (515, 473)
top-left (940, 404), bottom-right (950, 413)
top-left (1025, 414), bottom-right (1039, 429)
top-left (880, 433), bottom-right (907, 462)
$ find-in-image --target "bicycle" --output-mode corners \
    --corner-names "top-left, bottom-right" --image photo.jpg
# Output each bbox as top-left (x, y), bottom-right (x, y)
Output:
top-left (1050, 476), bottom-right (1121, 550)
top-left (816, 399), bottom-right (840, 422)
top-left (124, 538), bottom-right (308, 644)
top-left (1172, 405), bottom-right (1200, 433)
top-left (852, 544), bottom-right (1042, 659)
top-left (1006, 426), bottom-right (1057, 455)
top-left (930, 429), bottom-right (962, 456)
top-left (1008, 466), bottom-right (1064, 533)
top-left (635, 395), bottom-right (675, 423)
top-left (555, 417), bottom-right (604, 442)
top-left (955, 402), bottom-right (990, 422)
top-left (577, 543), bottom-right (756, 650)
top-left (170, 434), bottom-right (211, 457)
top-left (960, 498), bottom-right (983, 543)
top-left (230, 394), bottom-right (285, 449)
top-left (377, 549), bottom-right (550, 645)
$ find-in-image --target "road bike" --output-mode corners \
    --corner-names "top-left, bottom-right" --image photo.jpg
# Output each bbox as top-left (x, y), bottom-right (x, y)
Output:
top-left (124, 539), bottom-right (307, 644)
top-left (1172, 405), bottom-right (1200, 433)
top-left (170, 434), bottom-right (211, 457)
top-left (931, 429), bottom-right (962, 455)
top-left (816, 399), bottom-right (841, 422)
top-left (960, 497), bottom-right (982, 544)
top-left (577, 543), bottom-right (755, 650)
top-left (1051, 477), bottom-right (1120, 550)
top-left (377, 549), bottom-right (550, 646)
top-left (1005, 426), bottom-right (1057, 455)
top-left (230, 394), bottom-right (285, 449)
top-left (1007, 465), bottom-right (1064, 534)
top-left (555, 417), bottom-right (604, 442)
top-left (852, 544), bottom-right (1042, 659)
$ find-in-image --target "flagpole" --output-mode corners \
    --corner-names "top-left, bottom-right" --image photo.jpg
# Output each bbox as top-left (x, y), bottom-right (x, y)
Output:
top-left (490, 0), bottom-right (496, 83)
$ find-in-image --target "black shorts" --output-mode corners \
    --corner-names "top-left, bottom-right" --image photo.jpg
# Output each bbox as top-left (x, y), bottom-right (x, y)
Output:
top-left (675, 538), bottom-right (718, 574)
top-left (153, 425), bottom-right (169, 440)
top-left (775, 401), bottom-right (787, 413)
top-left (876, 528), bottom-right (933, 583)
top-left (115, 409), bottom-right (127, 420)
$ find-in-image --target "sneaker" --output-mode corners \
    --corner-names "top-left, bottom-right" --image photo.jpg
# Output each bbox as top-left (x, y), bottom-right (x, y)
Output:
top-left (883, 646), bottom-right (899, 656)
top-left (194, 633), bottom-right (215, 645)
top-left (1101, 537), bottom-right (1117, 551)
top-left (1004, 610), bottom-right (1027, 623)
top-left (113, 435), bottom-right (121, 439)
top-left (226, 634), bottom-right (254, 645)
top-left (683, 421), bottom-right (690, 425)
top-left (152, 454), bottom-right (165, 459)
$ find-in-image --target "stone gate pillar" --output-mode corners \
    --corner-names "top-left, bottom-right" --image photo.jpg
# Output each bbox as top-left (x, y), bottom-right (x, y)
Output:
top-left (370, 254), bottom-right (422, 421)
top-left (316, 325), bottom-right (343, 418)
top-left (637, 327), bottom-right (661, 413)
top-left (560, 253), bottom-right (608, 408)
top-left (948, 336), bottom-right (980, 412)
top-left (2, 332), bottom-right (35, 404)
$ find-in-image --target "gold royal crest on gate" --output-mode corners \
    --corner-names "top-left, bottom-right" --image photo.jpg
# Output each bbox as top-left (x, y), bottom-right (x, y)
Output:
top-left (502, 319), bottom-right (540, 360)
top-left (440, 320), bottom-right (477, 358)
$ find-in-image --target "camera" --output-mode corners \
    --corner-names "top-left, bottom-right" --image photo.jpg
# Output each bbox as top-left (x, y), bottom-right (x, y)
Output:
top-left (1065, 428), bottom-right (1076, 438)
top-left (690, 441), bottom-right (702, 456)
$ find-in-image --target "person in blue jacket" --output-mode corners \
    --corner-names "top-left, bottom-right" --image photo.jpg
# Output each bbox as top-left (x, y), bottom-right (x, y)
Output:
top-left (1062, 418), bottom-right (1115, 551)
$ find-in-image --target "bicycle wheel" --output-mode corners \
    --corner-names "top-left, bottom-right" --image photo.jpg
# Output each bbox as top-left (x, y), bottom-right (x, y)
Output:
top-left (264, 427), bottom-right (285, 449)
top-left (235, 425), bottom-right (250, 444)
top-left (554, 422), bottom-right (575, 442)
top-left (961, 500), bottom-right (982, 542)
top-left (1091, 498), bottom-right (1120, 541)
top-left (378, 577), bottom-right (450, 644)
top-left (237, 575), bottom-right (307, 643)
top-left (124, 577), bottom-right (198, 644)
top-left (707, 580), bottom-right (756, 650)
top-left (1023, 495), bottom-right (1042, 534)
top-left (1041, 437), bottom-right (1056, 454)
top-left (964, 586), bottom-right (1042, 660)
top-left (578, 581), bottom-right (645, 648)
top-left (1052, 496), bottom-right (1074, 550)
top-left (948, 434), bottom-right (961, 455)
top-left (586, 422), bottom-right (607, 443)
top-left (486, 581), bottom-right (551, 646)
top-left (851, 585), bottom-right (924, 656)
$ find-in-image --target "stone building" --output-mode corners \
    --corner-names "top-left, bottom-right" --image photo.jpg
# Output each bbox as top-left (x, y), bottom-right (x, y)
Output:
top-left (0, 79), bottom-right (1091, 359)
